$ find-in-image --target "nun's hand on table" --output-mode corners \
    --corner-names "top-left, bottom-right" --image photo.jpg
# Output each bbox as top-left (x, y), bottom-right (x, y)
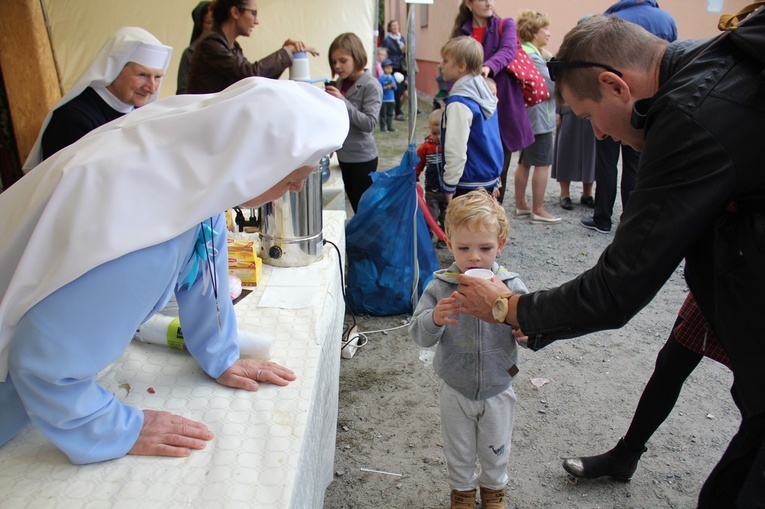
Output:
top-left (129, 410), bottom-right (213, 458)
top-left (216, 359), bottom-right (297, 391)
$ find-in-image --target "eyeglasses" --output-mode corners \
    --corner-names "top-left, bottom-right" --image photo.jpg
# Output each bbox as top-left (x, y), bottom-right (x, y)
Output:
top-left (546, 58), bottom-right (622, 82)
top-left (238, 6), bottom-right (257, 16)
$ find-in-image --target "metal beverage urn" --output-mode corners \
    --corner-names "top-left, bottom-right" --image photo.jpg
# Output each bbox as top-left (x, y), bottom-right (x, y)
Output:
top-left (257, 164), bottom-right (324, 267)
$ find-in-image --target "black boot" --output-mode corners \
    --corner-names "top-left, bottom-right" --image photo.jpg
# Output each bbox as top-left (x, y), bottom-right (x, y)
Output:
top-left (562, 438), bottom-right (647, 482)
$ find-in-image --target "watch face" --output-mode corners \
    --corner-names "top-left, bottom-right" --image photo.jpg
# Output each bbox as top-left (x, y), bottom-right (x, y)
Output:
top-left (492, 298), bottom-right (507, 322)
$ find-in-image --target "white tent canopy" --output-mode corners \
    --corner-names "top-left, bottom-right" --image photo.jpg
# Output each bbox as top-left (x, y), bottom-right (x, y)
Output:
top-left (43, 0), bottom-right (377, 98)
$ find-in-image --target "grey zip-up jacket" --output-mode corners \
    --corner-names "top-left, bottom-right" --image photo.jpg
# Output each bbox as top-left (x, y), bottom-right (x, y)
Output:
top-left (335, 70), bottom-right (382, 163)
top-left (409, 262), bottom-right (528, 400)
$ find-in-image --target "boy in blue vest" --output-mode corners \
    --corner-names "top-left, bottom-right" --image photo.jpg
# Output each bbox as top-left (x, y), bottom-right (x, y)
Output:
top-left (440, 37), bottom-right (503, 201)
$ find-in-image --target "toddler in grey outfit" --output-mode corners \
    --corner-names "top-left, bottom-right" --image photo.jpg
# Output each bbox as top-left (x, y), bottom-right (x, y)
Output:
top-left (409, 190), bottom-right (528, 509)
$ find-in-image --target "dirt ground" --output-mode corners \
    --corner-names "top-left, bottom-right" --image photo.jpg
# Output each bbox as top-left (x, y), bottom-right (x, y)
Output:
top-left (322, 100), bottom-right (739, 509)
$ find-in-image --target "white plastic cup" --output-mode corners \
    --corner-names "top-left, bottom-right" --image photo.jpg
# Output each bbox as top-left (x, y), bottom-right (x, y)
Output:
top-left (463, 268), bottom-right (494, 279)
top-left (238, 329), bottom-right (276, 359)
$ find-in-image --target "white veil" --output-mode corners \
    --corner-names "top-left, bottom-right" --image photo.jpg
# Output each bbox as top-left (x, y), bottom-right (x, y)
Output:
top-left (0, 77), bottom-right (349, 379)
top-left (23, 26), bottom-right (172, 170)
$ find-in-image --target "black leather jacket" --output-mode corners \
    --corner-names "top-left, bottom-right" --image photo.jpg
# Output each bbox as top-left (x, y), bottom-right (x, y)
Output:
top-left (186, 25), bottom-right (292, 94)
top-left (518, 32), bottom-right (765, 415)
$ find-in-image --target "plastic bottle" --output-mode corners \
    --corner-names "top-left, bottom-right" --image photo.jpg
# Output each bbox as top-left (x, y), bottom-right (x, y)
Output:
top-left (134, 314), bottom-right (275, 359)
top-left (135, 314), bottom-right (186, 351)
top-left (289, 51), bottom-right (311, 81)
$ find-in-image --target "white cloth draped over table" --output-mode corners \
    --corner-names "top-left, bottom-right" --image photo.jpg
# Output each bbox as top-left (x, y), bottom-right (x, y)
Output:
top-left (0, 210), bottom-right (348, 507)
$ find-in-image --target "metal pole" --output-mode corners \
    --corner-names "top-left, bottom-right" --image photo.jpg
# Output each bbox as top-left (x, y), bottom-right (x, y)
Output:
top-left (406, 3), bottom-right (416, 145)
top-left (405, 4), bottom-right (419, 310)
top-left (373, 0), bottom-right (379, 68)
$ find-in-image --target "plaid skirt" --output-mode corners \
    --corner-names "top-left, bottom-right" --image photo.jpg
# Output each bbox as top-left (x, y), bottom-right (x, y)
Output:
top-left (674, 292), bottom-right (732, 369)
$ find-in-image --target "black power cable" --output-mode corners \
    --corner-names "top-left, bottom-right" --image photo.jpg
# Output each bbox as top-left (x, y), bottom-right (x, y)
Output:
top-left (323, 239), bottom-right (358, 349)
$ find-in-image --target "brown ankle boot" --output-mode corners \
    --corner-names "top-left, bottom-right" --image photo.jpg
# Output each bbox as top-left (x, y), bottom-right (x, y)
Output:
top-left (450, 489), bottom-right (476, 509)
top-left (479, 486), bottom-right (506, 508)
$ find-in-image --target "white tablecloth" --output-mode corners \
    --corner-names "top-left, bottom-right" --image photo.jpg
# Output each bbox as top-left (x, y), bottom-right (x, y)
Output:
top-left (0, 211), bottom-right (346, 509)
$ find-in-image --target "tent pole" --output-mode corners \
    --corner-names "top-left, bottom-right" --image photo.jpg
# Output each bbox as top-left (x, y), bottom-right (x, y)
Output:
top-left (406, 3), bottom-right (416, 145)
top-left (405, 3), bottom-right (419, 310)
top-left (373, 0), bottom-right (379, 66)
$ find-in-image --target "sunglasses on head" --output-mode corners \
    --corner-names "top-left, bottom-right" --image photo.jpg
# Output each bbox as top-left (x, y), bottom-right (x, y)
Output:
top-left (546, 58), bottom-right (623, 82)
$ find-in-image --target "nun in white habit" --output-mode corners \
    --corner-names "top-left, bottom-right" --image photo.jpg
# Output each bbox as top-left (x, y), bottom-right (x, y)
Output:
top-left (0, 77), bottom-right (349, 464)
top-left (23, 26), bottom-right (172, 170)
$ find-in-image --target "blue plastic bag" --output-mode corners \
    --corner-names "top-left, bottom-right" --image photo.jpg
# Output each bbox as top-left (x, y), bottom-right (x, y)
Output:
top-left (346, 145), bottom-right (439, 315)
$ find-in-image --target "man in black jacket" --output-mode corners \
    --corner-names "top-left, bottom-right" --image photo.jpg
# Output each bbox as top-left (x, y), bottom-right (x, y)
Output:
top-left (455, 12), bottom-right (765, 508)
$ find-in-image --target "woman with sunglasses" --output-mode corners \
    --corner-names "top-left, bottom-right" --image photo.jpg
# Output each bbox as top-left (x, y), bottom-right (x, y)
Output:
top-left (451, 0), bottom-right (534, 205)
top-left (186, 0), bottom-right (317, 94)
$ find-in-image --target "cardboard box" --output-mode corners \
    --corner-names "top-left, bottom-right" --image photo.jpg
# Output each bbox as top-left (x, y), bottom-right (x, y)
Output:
top-left (227, 238), bottom-right (262, 286)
